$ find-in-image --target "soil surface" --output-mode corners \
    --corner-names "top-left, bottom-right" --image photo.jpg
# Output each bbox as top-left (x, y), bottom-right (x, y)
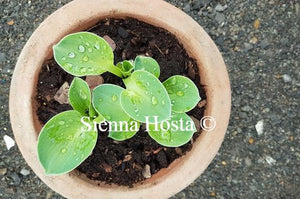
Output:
top-left (35, 18), bottom-right (206, 186)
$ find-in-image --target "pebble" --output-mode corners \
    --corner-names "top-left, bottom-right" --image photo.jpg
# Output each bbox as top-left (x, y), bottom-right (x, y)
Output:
top-left (260, 38), bottom-right (270, 49)
top-left (142, 164), bottom-right (151, 179)
top-left (175, 147), bottom-right (183, 155)
top-left (245, 157), bottom-right (252, 166)
top-left (247, 144), bottom-right (257, 152)
top-left (265, 155), bottom-right (276, 165)
top-left (45, 191), bottom-right (54, 199)
top-left (85, 75), bottom-right (104, 90)
top-left (118, 27), bottom-right (129, 39)
top-left (280, 38), bottom-right (289, 46)
top-left (7, 19), bottom-right (14, 25)
top-left (198, 100), bottom-right (207, 108)
top-left (241, 106), bottom-right (252, 112)
top-left (20, 168), bottom-right (30, 176)
top-left (0, 52), bottom-right (5, 63)
top-left (0, 168), bottom-right (7, 175)
top-left (215, 3), bottom-right (227, 12)
top-left (215, 13), bottom-right (225, 24)
top-left (253, 19), bottom-right (260, 29)
top-left (3, 135), bottom-right (15, 150)
top-left (54, 82), bottom-right (69, 104)
top-left (103, 35), bottom-right (116, 51)
top-left (250, 185), bottom-right (257, 191)
top-left (210, 191), bottom-right (216, 197)
top-left (255, 120), bottom-right (264, 136)
top-left (11, 173), bottom-right (21, 185)
top-left (239, 112), bottom-right (248, 119)
top-left (216, 36), bottom-right (225, 46)
top-left (282, 74), bottom-right (291, 83)
top-left (184, 4), bottom-right (191, 13)
top-left (248, 138), bottom-right (254, 144)
top-left (296, 3), bottom-right (300, 15)
top-left (156, 151), bottom-right (168, 168)
top-left (244, 42), bottom-right (253, 51)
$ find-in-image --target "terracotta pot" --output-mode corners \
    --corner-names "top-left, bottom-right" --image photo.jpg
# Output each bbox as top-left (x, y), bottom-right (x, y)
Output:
top-left (9, 0), bottom-right (231, 198)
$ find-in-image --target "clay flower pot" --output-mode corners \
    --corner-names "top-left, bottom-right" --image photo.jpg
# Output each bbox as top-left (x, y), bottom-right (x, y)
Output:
top-left (9, 0), bottom-right (231, 198)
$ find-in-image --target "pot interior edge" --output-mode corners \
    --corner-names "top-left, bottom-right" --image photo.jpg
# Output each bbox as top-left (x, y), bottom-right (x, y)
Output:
top-left (30, 13), bottom-right (208, 190)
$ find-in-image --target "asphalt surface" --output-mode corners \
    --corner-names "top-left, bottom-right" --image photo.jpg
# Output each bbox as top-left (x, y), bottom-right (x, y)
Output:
top-left (0, 0), bottom-right (299, 198)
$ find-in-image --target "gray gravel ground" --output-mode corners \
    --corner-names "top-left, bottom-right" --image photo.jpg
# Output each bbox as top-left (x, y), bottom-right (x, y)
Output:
top-left (1, 0), bottom-right (299, 198)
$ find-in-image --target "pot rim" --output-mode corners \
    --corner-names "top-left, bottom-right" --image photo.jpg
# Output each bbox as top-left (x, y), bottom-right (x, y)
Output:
top-left (9, 0), bottom-right (231, 198)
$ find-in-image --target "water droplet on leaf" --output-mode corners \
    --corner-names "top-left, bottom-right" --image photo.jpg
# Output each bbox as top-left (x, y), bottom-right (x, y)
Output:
top-left (94, 43), bottom-right (100, 50)
top-left (80, 68), bottom-right (87, 73)
top-left (171, 100), bottom-right (175, 105)
top-left (64, 63), bottom-right (73, 69)
top-left (78, 45), bottom-right (85, 52)
top-left (82, 56), bottom-right (89, 62)
top-left (111, 95), bottom-right (117, 102)
top-left (151, 96), bottom-right (158, 105)
top-left (80, 90), bottom-right (87, 99)
top-left (48, 124), bottom-right (55, 129)
top-left (161, 130), bottom-right (171, 141)
top-left (59, 121), bottom-right (65, 125)
top-left (171, 78), bottom-right (177, 85)
top-left (61, 148), bottom-right (67, 153)
top-left (68, 52), bottom-right (75, 58)
top-left (176, 91), bottom-right (184, 96)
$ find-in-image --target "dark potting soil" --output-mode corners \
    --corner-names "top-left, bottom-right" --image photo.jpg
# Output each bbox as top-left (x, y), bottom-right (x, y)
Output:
top-left (36, 18), bottom-right (206, 186)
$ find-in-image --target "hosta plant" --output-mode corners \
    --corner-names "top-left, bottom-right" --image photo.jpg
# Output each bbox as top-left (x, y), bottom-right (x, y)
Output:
top-left (38, 32), bottom-right (201, 175)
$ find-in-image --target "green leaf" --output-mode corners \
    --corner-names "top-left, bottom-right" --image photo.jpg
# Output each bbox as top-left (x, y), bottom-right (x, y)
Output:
top-left (53, 32), bottom-right (115, 76)
top-left (69, 77), bottom-right (91, 116)
top-left (116, 60), bottom-right (134, 78)
top-left (148, 112), bottom-right (196, 147)
top-left (121, 70), bottom-right (171, 123)
top-left (163, 75), bottom-right (200, 113)
top-left (108, 119), bottom-right (140, 141)
top-left (92, 84), bottom-right (130, 122)
top-left (134, 56), bottom-right (160, 78)
top-left (37, 110), bottom-right (97, 175)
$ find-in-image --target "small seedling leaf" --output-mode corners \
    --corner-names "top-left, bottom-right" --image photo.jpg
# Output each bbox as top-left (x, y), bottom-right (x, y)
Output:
top-left (37, 110), bottom-right (97, 175)
top-left (148, 112), bottom-right (196, 147)
top-left (134, 56), bottom-right (160, 78)
top-left (116, 60), bottom-right (134, 78)
top-left (121, 70), bottom-right (171, 123)
top-left (69, 77), bottom-right (91, 116)
top-left (163, 75), bottom-right (200, 113)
